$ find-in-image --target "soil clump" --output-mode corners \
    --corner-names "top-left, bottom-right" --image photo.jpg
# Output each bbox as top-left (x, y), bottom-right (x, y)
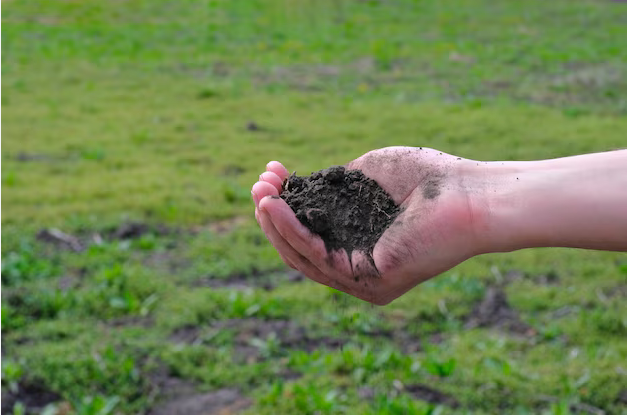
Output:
top-left (281, 166), bottom-right (400, 257)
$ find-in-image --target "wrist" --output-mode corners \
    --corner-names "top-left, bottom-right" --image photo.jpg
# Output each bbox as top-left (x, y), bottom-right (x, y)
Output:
top-left (476, 160), bottom-right (539, 253)
top-left (455, 159), bottom-right (530, 254)
top-left (472, 151), bottom-right (627, 253)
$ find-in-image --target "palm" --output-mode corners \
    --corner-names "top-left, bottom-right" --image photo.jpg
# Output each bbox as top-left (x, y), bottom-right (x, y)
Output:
top-left (252, 147), bottom-right (479, 304)
top-left (347, 147), bottom-right (478, 302)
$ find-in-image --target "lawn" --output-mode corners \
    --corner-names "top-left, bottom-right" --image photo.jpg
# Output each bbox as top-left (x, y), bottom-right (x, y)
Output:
top-left (2, 0), bottom-right (626, 414)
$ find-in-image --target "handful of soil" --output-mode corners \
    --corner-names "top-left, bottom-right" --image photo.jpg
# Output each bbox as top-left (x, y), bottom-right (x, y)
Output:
top-left (280, 166), bottom-right (401, 257)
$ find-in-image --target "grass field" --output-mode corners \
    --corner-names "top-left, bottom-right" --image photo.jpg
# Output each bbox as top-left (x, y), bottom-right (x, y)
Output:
top-left (2, 0), bottom-right (627, 414)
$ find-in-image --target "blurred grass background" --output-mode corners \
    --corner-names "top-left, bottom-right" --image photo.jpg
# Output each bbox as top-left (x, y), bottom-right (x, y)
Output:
top-left (2, 0), bottom-right (626, 414)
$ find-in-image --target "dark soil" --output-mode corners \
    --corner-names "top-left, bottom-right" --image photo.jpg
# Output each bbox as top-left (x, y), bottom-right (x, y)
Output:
top-left (281, 166), bottom-right (400, 257)
top-left (534, 271), bottom-right (560, 285)
top-left (465, 287), bottom-right (534, 335)
top-left (147, 367), bottom-right (251, 415)
top-left (36, 222), bottom-right (173, 252)
top-left (169, 318), bottom-right (346, 362)
top-left (405, 384), bottom-right (460, 408)
top-left (192, 269), bottom-right (304, 291)
top-left (112, 222), bottom-right (170, 240)
top-left (36, 228), bottom-right (83, 252)
top-left (150, 388), bottom-right (251, 415)
top-left (1, 380), bottom-right (62, 414)
top-left (603, 283), bottom-right (627, 299)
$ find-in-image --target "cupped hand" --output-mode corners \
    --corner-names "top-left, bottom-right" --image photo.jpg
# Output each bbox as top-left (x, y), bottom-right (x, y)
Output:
top-left (252, 147), bottom-right (487, 305)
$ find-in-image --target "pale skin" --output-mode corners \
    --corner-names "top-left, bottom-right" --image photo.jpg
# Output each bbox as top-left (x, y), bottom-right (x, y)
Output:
top-left (252, 148), bottom-right (627, 305)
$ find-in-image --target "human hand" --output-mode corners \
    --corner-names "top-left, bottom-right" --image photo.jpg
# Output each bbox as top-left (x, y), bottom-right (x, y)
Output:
top-left (252, 147), bottom-right (487, 305)
top-left (252, 148), bottom-right (627, 304)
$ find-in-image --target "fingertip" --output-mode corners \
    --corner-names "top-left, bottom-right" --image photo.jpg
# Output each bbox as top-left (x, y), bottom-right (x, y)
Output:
top-left (252, 181), bottom-right (279, 209)
top-left (266, 161), bottom-right (290, 181)
top-left (252, 181), bottom-right (279, 198)
top-left (259, 171), bottom-right (284, 193)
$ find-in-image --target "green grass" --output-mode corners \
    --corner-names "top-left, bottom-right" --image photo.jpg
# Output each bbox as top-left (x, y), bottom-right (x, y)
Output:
top-left (2, 0), bottom-right (627, 414)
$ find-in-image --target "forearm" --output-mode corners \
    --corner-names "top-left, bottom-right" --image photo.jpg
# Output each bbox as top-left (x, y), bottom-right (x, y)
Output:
top-left (478, 150), bottom-right (627, 252)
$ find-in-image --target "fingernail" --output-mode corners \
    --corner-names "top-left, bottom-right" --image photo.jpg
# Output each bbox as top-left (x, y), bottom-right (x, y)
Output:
top-left (251, 191), bottom-right (259, 208)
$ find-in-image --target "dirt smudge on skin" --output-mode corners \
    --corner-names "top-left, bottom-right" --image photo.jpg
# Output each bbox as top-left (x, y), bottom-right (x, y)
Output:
top-left (421, 174), bottom-right (443, 199)
top-left (348, 147), bottom-right (451, 205)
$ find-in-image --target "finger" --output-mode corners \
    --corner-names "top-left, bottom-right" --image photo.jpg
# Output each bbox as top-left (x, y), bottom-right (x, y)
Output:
top-left (251, 181), bottom-right (279, 208)
top-left (259, 196), bottom-right (353, 277)
top-left (259, 171), bottom-right (284, 193)
top-left (266, 161), bottom-right (290, 182)
top-left (350, 250), bottom-right (381, 282)
top-left (256, 207), bottom-right (295, 268)
top-left (258, 209), bottom-right (333, 284)
top-left (349, 250), bottom-right (388, 304)
top-left (259, 195), bottom-right (329, 266)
